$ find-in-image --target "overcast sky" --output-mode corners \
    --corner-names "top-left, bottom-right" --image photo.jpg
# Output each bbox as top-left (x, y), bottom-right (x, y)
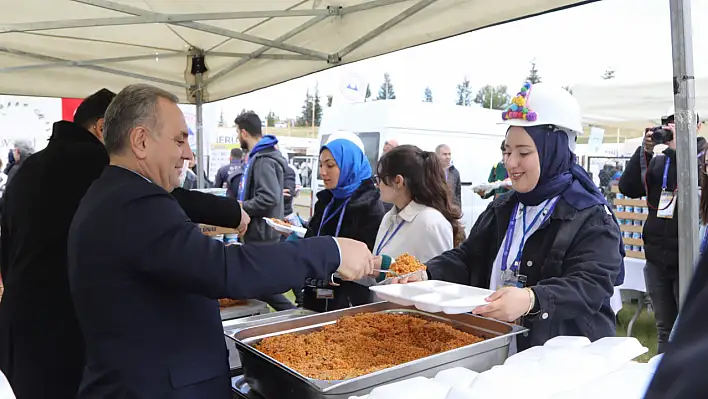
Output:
top-left (212, 0), bottom-right (707, 122)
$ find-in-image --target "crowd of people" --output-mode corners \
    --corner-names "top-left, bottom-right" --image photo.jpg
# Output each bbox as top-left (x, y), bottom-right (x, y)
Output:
top-left (0, 79), bottom-right (706, 398)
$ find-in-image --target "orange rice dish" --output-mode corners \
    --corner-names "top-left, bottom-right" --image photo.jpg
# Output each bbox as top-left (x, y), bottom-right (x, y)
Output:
top-left (255, 313), bottom-right (484, 380)
top-left (388, 253), bottom-right (427, 277)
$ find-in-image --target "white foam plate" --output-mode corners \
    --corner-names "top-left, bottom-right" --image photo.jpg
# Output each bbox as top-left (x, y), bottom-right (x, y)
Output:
top-left (369, 281), bottom-right (493, 314)
top-left (263, 217), bottom-right (307, 238)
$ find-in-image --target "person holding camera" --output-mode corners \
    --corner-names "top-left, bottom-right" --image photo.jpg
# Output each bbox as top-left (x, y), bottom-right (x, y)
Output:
top-left (619, 112), bottom-right (702, 354)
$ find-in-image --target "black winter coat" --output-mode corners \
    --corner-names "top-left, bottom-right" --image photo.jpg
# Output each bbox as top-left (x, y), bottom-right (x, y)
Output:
top-left (619, 146), bottom-right (678, 269)
top-left (303, 179), bottom-right (385, 312)
top-left (426, 192), bottom-right (623, 351)
top-left (645, 249), bottom-right (708, 398)
top-left (0, 121), bottom-right (244, 399)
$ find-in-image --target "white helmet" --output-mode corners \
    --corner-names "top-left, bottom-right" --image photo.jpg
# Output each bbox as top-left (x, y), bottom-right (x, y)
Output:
top-left (325, 130), bottom-right (365, 153)
top-left (500, 82), bottom-right (583, 149)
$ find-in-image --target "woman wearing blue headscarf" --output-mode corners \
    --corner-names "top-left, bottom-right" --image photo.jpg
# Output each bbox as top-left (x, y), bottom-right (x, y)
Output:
top-left (397, 83), bottom-right (624, 351)
top-left (302, 135), bottom-right (385, 312)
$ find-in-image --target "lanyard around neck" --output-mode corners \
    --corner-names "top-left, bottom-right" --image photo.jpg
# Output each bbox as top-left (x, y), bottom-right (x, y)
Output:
top-left (500, 198), bottom-right (559, 272)
top-left (662, 156), bottom-right (671, 191)
top-left (375, 220), bottom-right (406, 256)
top-left (317, 197), bottom-right (351, 237)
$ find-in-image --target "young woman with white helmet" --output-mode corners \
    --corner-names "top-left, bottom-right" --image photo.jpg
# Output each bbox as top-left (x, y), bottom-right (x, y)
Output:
top-left (396, 82), bottom-right (625, 350)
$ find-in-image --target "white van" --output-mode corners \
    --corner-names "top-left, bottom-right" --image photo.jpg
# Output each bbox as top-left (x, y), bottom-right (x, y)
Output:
top-left (310, 100), bottom-right (508, 231)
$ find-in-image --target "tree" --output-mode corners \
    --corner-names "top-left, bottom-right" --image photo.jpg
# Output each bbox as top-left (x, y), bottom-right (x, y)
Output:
top-left (423, 86), bottom-right (433, 102)
top-left (326, 94), bottom-right (334, 107)
top-left (295, 89), bottom-right (324, 127)
top-left (455, 77), bottom-right (472, 106)
top-left (377, 73), bottom-right (396, 100)
top-left (602, 68), bottom-right (616, 80)
top-left (218, 109), bottom-right (228, 127)
top-left (266, 111), bottom-right (277, 127)
top-left (474, 85), bottom-right (510, 110)
top-left (526, 61), bottom-right (542, 84)
top-left (365, 84), bottom-right (371, 101)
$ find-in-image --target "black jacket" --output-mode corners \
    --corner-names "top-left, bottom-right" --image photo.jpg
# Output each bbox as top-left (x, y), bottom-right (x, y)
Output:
top-left (645, 250), bottom-right (708, 398)
top-left (283, 163), bottom-right (296, 216)
top-left (214, 160), bottom-right (244, 198)
top-left (426, 192), bottom-right (623, 350)
top-left (241, 147), bottom-right (289, 243)
top-left (446, 165), bottom-right (462, 207)
top-left (303, 179), bottom-right (386, 312)
top-left (0, 121), bottom-right (245, 399)
top-left (619, 146), bottom-right (677, 269)
top-left (68, 166), bottom-right (340, 398)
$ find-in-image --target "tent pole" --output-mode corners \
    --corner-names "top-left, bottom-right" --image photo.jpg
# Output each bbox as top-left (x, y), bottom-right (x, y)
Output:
top-left (190, 51), bottom-right (208, 189)
top-left (669, 0), bottom-right (698, 308)
top-left (195, 75), bottom-right (205, 189)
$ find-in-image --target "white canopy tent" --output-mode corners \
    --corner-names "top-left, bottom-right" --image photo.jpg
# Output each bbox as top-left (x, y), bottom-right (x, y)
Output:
top-left (0, 0), bottom-right (598, 189)
top-left (575, 77), bottom-right (708, 132)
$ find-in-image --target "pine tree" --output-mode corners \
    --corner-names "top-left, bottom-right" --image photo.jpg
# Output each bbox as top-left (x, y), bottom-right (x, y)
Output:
top-left (313, 90), bottom-right (323, 126)
top-left (456, 77), bottom-right (472, 106)
top-left (296, 90), bottom-right (313, 127)
top-left (365, 84), bottom-right (371, 101)
top-left (218, 109), bottom-right (227, 127)
top-left (326, 94), bottom-right (334, 107)
top-left (266, 111), bottom-right (277, 127)
top-left (377, 73), bottom-right (396, 100)
top-left (473, 85), bottom-right (510, 110)
top-left (526, 61), bottom-right (542, 84)
top-left (423, 86), bottom-right (433, 102)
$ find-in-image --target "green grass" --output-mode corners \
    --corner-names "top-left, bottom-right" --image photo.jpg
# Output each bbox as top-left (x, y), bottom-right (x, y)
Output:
top-left (616, 301), bottom-right (658, 362)
top-left (268, 293), bottom-right (659, 362)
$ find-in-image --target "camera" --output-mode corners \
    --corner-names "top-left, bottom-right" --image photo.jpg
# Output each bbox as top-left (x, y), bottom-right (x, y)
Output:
top-left (647, 116), bottom-right (673, 145)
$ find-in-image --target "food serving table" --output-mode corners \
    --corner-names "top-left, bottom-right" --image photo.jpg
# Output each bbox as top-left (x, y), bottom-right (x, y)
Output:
top-left (226, 301), bottom-right (525, 399)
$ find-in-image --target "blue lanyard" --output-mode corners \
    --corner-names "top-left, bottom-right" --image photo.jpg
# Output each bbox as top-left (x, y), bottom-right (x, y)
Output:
top-left (701, 228), bottom-right (708, 254)
top-left (317, 198), bottom-right (351, 237)
top-left (662, 156), bottom-right (671, 191)
top-left (375, 220), bottom-right (406, 255)
top-left (501, 199), bottom-right (559, 272)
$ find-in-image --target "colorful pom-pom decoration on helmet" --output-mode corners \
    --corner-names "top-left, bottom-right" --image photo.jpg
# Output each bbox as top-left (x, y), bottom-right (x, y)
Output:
top-left (501, 82), bottom-right (538, 122)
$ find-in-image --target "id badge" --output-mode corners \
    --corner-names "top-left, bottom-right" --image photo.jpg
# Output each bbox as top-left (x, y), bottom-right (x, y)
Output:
top-left (316, 289), bottom-right (334, 299)
top-left (658, 190), bottom-right (676, 219)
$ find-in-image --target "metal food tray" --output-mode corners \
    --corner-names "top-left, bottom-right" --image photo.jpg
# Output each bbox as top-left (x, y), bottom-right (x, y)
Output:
top-left (224, 309), bottom-right (316, 370)
top-left (219, 299), bottom-right (269, 321)
top-left (230, 301), bottom-right (526, 399)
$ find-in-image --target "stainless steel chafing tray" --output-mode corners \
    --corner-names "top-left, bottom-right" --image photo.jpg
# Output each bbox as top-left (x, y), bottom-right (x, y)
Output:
top-left (229, 301), bottom-right (526, 399)
top-left (223, 309), bottom-right (316, 370)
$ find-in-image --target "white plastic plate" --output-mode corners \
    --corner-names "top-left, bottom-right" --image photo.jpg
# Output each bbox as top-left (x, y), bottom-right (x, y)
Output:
top-left (263, 217), bottom-right (307, 238)
top-left (369, 281), bottom-right (493, 314)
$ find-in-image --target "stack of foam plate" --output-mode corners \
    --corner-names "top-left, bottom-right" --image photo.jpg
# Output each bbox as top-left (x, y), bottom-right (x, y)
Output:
top-left (368, 281), bottom-right (493, 314)
top-left (348, 336), bottom-right (652, 399)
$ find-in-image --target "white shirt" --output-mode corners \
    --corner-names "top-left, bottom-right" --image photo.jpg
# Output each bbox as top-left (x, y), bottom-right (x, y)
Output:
top-left (490, 197), bottom-right (560, 290)
top-left (0, 369), bottom-right (15, 399)
top-left (373, 201), bottom-right (453, 263)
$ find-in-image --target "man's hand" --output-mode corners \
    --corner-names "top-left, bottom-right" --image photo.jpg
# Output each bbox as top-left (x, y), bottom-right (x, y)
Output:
top-left (283, 189), bottom-right (291, 198)
top-left (476, 190), bottom-right (487, 199)
top-left (237, 207), bottom-right (250, 236)
top-left (666, 123), bottom-right (677, 150)
top-left (334, 238), bottom-right (374, 281)
top-left (643, 130), bottom-right (656, 154)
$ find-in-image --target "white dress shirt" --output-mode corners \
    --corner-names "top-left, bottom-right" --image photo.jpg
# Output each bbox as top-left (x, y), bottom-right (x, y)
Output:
top-left (374, 201), bottom-right (453, 263)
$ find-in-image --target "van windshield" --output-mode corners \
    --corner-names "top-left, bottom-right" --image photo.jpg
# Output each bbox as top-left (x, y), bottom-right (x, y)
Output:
top-left (319, 132), bottom-right (380, 175)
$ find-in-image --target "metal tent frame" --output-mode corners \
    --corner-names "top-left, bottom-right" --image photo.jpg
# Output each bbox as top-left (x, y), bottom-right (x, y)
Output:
top-left (0, 0), bottom-right (699, 302)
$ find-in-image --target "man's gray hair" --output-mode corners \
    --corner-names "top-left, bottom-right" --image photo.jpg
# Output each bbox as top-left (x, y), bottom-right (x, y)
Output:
top-left (435, 144), bottom-right (450, 154)
top-left (103, 84), bottom-right (179, 155)
top-left (14, 140), bottom-right (34, 161)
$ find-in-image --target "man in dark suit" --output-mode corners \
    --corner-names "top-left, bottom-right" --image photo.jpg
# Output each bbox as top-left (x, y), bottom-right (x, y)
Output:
top-left (68, 84), bottom-right (373, 398)
top-left (0, 88), bottom-right (251, 399)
